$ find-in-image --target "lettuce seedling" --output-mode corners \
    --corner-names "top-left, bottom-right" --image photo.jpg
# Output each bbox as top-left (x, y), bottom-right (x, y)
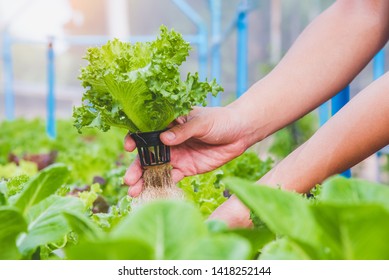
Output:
top-left (74, 26), bottom-right (223, 205)
top-left (74, 25), bottom-right (222, 133)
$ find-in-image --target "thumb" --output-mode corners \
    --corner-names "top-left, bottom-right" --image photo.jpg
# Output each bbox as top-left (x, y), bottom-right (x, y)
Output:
top-left (160, 116), bottom-right (207, 146)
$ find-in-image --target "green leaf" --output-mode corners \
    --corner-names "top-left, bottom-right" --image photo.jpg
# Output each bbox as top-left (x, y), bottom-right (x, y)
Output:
top-left (11, 164), bottom-right (70, 215)
top-left (62, 212), bottom-right (104, 241)
top-left (0, 182), bottom-right (7, 205)
top-left (5, 174), bottom-right (30, 196)
top-left (260, 238), bottom-right (311, 260)
top-left (224, 177), bottom-right (337, 259)
top-left (17, 196), bottom-right (84, 255)
top-left (74, 25), bottom-right (223, 133)
top-left (66, 240), bottom-right (154, 260)
top-left (229, 227), bottom-right (275, 258)
top-left (311, 203), bottom-right (389, 259)
top-left (0, 207), bottom-right (27, 259)
top-left (227, 177), bottom-right (389, 260)
top-left (182, 234), bottom-right (251, 260)
top-left (112, 200), bottom-right (207, 259)
top-left (103, 75), bottom-right (151, 131)
top-left (319, 176), bottom-right (389, 211)
top-left (225, 178), bottom-right (316, 242)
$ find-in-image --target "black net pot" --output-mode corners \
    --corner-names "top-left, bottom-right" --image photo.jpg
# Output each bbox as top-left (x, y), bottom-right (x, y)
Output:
top-left (130, 129), bottom-right (170, 167)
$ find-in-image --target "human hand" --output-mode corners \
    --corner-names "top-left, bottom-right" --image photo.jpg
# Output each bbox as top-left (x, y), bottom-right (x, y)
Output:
top-left (208, 195), bottom-right (253, 228)
top-left (124, 106), bottom-right (249, 197)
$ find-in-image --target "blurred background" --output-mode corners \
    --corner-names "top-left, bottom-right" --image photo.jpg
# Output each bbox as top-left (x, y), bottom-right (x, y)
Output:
top-left (0, 0), bottom-right (389, 182)
top-left (0, 0), bottom-right (336, 118)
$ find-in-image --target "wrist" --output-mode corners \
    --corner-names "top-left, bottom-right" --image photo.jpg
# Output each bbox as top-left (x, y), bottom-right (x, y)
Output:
top-left (227, 91), bottom-right (271, 148)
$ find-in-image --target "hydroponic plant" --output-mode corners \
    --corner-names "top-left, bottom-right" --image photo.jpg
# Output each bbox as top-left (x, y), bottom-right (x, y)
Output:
top-left (73, 26), bottom-right (223, 205)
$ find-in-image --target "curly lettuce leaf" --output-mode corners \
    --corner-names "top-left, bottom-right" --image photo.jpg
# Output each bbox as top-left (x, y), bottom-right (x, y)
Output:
top-left (74, 25), bottom-right (223, 133)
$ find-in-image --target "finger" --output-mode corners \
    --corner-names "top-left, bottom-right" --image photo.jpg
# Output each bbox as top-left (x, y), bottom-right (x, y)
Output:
top-left (175, 115), bottom-right (187, 125)
top-left (173, 107), bottom-right (201, 125)
top-left (171, 168), bottom-right (185, 183)
top-left (124, 133), bottom-right (136, 152)
top-left (128, 178), bottom-right (144, 197)
top-left (160, 115), bottom-right (208, 146)
top-left (124, 158), bottom-right (143, 186)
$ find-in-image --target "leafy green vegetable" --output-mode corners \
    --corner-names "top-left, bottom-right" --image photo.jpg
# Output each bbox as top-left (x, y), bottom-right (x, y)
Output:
top-left (180, 151), bottom-right (273, 217)
top-left (0, 161), bottom-right (38, 179)
top-left (4, 174), bottom-right (30, 196)
top-left (67, 200), bottom-right (251, 260)
top-left (0, 119), bottom-right (132, 185)
top-left (318, 176), bottom-right (389, 211)
top-left (66, 239), bottom-right (154, 260)
top-left (260, 238), bottom-right (310, 260)
top-left (0, 163), bottom-right (100, 259)
top-left (17, 195), bottom-right (84, 255)
top-left (181, 234), bottom-right (251, 260)
top-left (225, 176), bottom-right (389, 260)
top-left (74, 25), bottom-right (222, 133)
top-left (10, 164), bottom-right (70, 215)
top-left (0, 207), bottom-right (27, 259)
top-left (112, 200), bottom-right (207, 259)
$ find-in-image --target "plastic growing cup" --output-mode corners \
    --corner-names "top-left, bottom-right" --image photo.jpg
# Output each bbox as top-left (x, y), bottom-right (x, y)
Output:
top-left (130, 129), bottom-right (170, 167)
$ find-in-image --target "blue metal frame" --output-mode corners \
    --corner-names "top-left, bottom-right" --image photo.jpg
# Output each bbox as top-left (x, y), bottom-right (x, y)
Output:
top-left (318, 101), bottom-right (330, 127)
top-left (331, 85), bottom-right (350, 116)
top-left (319, 48), bottom-right (387, 178)
top-left (373, 49), bottom-right (385, 80)
top-left (46, 39), bottom-right (56, 138)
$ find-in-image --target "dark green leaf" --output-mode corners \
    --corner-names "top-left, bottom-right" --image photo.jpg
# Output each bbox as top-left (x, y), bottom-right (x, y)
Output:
top-left (0, 207), bottom-right (27, 259)
top-left (319, 176), bottom-right (389, 212)
top-left (311, 203), bottom-right (389, 259)
top-left (11, 164), bottom-right (70, 215)
top-left (112, 200), bottom-right (207, 259)
top-left (66, 239), bottom-right (153, 260)
top-left (260, 238), bottom-right (310, 260)
top-left (224, 177), bottom-right (337, 259)
top-left (18, 196), bottom-right (83, 255)
top-left (62, 212), bottom-right (104, 241)
top-left (182, 235), bottom-right (251, 260)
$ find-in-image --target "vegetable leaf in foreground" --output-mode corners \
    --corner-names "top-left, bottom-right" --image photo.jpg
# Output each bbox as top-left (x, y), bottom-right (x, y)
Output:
top-left (225, 176), bottom-right (389, 260)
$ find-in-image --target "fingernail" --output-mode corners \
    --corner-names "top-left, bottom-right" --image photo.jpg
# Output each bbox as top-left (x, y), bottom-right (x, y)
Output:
top-left (164, 131), bottom-right (176, 141)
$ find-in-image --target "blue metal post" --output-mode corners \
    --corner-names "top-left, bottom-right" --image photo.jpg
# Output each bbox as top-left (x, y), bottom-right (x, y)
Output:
top-left (210, 0), bottom-right (222, 106)
top-left (331, 85), bottom-right (349, 115)
top-left (47, 39), bottom-right (56, 138)
top-left (331, 85), bottom-right (351, 177)
top-left (3, 31), bottom-right (15, 120)
top-left (318, 101), bottom-right (330, 127)
top-left (236, 0), bottom-right (249, 97)
top-left (373, 49), bottom-right (385, 80)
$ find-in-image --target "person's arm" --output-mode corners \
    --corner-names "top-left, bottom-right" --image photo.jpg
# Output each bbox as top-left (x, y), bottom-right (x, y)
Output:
top-left (262, 72), bottom-right (389, 192)
top-left (210, 72), bottom-right (389, 227)
top-left (124, 0), bottom-right (389, 197)
top-left (228, 0), bottom-right (389, 148)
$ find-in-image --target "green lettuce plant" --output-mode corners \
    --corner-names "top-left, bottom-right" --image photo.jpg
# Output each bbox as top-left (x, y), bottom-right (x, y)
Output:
top-left (225, 176), bottom-right (389, 260)
top-left (73, 25), bottom-right (222, 133)
top-left (73, 25), bottom-right (222, 206)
